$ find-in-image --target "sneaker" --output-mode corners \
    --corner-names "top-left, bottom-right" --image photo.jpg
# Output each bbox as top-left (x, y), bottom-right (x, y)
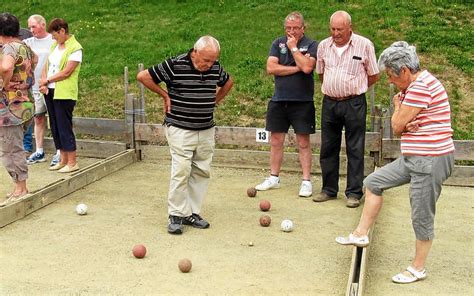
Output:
top-left (312, 192), bottom-right (337, 202)
top-left (183, 213), bottom-right (210, 229)
top-left (50, 153), bottom-right (60, 167)
top-left (299, 180), bottom-right (312, 197)
top-left (168, 215), bottom-right (184, 234)
top-left (26, 151), bottom-right (46, 165)
top-left (346, 197), bottom-right (360, 208)
top-left (255, 177), bottom-right (280, 191)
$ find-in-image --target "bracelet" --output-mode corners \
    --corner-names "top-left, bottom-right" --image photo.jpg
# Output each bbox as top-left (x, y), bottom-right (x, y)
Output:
top-left (47, 79), bottom-right (50, 84)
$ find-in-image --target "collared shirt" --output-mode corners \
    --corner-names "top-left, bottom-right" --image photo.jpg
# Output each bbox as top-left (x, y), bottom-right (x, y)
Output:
top-left (148, 49), bottom-right (230, 131)
top-left (399, 70), bottom-right (454, 156)
top-left (316, 33), bottom-right (379, 97)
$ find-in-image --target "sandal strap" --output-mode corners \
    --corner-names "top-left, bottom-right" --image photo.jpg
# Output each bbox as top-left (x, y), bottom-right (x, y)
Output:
top-left (407, 266), bottom-right (426, 279)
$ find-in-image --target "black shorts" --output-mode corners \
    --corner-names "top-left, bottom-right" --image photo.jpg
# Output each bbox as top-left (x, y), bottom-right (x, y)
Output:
top-left (265, 101), bottom-right (315, 134)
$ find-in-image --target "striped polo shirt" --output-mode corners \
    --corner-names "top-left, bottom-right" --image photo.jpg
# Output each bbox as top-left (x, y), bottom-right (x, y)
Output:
top-left (400, 70), bottom-right (454, 156)
top-left (148, 49), bottom-right (230, 130)
top-left (316, 33), bottom-right (379, 97)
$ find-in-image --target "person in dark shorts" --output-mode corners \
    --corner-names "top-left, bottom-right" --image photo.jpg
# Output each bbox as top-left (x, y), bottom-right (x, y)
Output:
top-left (255, 11), bottom-right (318, 198)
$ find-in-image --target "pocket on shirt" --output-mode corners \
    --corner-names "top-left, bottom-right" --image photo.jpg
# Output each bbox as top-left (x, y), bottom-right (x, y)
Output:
top-left (346, 59), bottom-right (364, 76)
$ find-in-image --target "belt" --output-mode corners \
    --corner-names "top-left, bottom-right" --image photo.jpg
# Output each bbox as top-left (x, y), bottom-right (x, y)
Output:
top-left (326, 94), bottom-right (364, 101)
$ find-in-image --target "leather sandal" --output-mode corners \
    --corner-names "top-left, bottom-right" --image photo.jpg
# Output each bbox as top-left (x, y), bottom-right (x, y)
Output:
top-left (392, 266), bottom-right (427, 284)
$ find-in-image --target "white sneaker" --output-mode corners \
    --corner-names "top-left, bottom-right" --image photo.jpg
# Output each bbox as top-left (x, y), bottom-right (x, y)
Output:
top-left (299, 180), bottom-right (312, 197)
top-left (255, 177), bottom-right (280, 191)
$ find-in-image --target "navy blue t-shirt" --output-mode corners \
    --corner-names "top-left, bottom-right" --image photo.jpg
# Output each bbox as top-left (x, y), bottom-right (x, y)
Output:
top-left (268, 35), bottom-right (318, 102)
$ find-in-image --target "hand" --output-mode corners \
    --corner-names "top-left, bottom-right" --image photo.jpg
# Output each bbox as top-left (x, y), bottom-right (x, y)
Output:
top-left (405, 120), bottom-right (421, 133)
top-left (39, 78), bottom-right (48, 86)
top-left (286, 35), bottom-right (297, 53)
top-left (163, 95), bottom-right (171, 114)
top-left (392, 93), bottom-right (401, 107)
top-left (39, 85), bottom-right (48, 95)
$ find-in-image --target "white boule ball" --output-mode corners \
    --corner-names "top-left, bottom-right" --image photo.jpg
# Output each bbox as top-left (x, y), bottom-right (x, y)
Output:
top-left (280, 219), bottom-right (294, 232)
top-left (75, 203), bottom-right (88, 215)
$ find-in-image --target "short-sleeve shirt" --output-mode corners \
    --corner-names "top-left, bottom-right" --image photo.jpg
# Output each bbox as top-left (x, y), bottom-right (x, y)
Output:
top-left (316, 33), bottom-right (379, 97)
top-left (0, 41), bottom-right (35, 126)
top-left (148, 49), bottom-right (230, 130)
top-left (269, 35), bottom-right (318, 102)
top-left (399, 70), bottom-right (454, 156)
top-left (47, 47), bottom-right (83, 89)
top-left (24, 34), bottom-right (54, 91)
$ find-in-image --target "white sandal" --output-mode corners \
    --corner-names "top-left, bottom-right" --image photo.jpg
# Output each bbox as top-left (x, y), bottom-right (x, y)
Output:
top-left (392, 266), bottom-right (427, 284)
top-left (335, 233), bottom-right (369, 247)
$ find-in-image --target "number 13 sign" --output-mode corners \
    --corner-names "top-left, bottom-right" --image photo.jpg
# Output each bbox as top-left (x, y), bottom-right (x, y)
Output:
top-left (256, 128), bottom-right (269, 143)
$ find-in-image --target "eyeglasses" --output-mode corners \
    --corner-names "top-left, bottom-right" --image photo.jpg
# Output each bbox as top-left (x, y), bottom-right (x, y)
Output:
top-left (285, 26), bottom-right (303, 31)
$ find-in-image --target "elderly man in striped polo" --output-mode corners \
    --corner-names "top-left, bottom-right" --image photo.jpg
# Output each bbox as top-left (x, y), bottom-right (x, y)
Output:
top-left (314, 10), bottom-right (380, 208)
top-left (137, 36), bottom-right (233, 235)
top-left (336, 41), bottom-right (455, 284)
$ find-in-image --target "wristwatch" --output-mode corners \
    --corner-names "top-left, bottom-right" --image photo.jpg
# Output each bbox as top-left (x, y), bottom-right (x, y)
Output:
top-left (291, 47), bottom-right (298, 53)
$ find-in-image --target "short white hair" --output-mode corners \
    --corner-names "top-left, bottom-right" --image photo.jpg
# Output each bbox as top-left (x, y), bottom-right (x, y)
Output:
top-left (28, 14), bottom-right (46, 26)
top-left (330, 10), bottom-right (351, 26)
top-left (194, 35), bottom-right (220, 53)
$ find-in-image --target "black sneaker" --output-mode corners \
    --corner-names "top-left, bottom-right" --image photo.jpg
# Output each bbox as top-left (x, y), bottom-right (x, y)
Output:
top-left (168, 215), bottom-right (184, 234)
top-left (183, 213), bottom-right (210, 229)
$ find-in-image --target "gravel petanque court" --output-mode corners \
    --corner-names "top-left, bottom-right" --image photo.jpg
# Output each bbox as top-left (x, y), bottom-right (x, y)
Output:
top-left (1, 158), bottom-right (472, 295)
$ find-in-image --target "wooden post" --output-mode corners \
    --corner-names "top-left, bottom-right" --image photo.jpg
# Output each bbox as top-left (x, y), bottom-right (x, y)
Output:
top-left (137, 63), bottom-right (146, 123)
top-left (372, 105), bottom-right (383, 166)
top-left (369, 85), bottom-right (375, 132)
top-left (124, 66), bottom-right (129, 97)
top-left (133, 96), bottom-right (143, 160)
top-left (124, 93), bottom-right (135, 149)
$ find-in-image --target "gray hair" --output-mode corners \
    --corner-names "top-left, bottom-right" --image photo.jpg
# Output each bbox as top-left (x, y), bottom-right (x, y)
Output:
top-left (194, 35), bottom-right (220, 53)
top-left (284, 11), bottom-right (305, 27)
top-left (378, 41), bottom-right (420, 75)
top-left (330, 10), bottom-right (351, 26)
top-left (28, 14), bottom-right (46, 26)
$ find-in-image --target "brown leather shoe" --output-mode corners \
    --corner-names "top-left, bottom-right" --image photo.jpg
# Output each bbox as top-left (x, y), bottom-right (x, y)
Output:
top-left (312, 192), bottom-right (337, 202)
top-left (346, 197), bottom-right (360, 208)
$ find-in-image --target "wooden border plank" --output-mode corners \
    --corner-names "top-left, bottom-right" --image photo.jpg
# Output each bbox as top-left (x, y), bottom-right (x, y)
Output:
top-left (382, 139), bottom-right (474, 161)
top-left (346, 227), bottom-right (374, 296)
top-left (141, 145), bottom-right (375, 176)
top-left (73, 117), bottom-right (125, 137)
top-left (444, 165), bottom-right (474, 187)
top-left (43, 138), bottom-right (127, 158)
top-left (135, 124), bottom-right (381, 152)
top-left (0, 150), bottom-right (136, 228)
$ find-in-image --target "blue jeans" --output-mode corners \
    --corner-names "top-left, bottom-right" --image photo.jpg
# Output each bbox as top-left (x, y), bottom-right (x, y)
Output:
top-left (23, 123), bottom-right (33, 152)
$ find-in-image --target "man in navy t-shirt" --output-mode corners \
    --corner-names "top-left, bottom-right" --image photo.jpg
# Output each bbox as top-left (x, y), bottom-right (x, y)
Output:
top-left (255, 11), bottom-right (318, 198)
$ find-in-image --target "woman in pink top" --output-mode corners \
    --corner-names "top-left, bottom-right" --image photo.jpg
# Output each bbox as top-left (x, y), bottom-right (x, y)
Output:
top-left (335, 41), bottom-right (455, 284)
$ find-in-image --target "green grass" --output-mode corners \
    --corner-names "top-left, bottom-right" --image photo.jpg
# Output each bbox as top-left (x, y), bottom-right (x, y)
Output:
top-left (4, 0), bottom-right (473, 139)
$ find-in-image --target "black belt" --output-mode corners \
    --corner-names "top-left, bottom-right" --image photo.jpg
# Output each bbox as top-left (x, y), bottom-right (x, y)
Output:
top-left (325, 94), bottom-right (364, 101)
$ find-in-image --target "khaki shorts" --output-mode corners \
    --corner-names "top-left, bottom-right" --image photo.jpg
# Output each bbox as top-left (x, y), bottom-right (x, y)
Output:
top-left (33, 91), bottom-right (47, 116)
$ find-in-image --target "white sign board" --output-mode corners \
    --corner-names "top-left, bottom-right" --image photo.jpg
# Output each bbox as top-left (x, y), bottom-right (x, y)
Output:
top-left (256, 128), bottom-right (269, 143)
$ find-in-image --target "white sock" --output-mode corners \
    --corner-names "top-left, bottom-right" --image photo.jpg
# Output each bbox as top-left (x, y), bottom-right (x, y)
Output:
top-left (56, 150), bottom-right (60, 156)
top-left (37, 148), bottom-right (44, 154)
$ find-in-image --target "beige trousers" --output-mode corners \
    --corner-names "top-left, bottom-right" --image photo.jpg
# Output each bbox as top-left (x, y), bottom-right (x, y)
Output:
top-left (0, 125), bottom-right (28, 182)
top-left (165, 125), bottom-right (215, 217)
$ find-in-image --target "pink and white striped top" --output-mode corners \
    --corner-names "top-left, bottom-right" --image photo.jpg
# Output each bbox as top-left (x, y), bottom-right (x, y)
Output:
top-left (400, 70), bottom-right (454, 156)
top-left (316, 33), bottom-right (379, 97)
